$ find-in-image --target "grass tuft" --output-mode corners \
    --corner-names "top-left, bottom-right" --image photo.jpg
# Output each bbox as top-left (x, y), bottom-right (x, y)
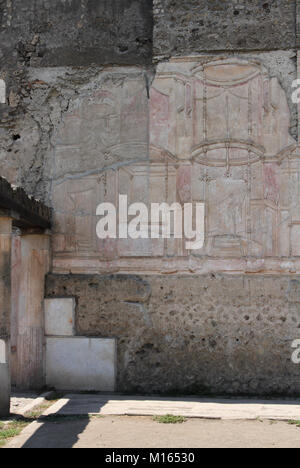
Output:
top-left (0, 420), bottom-right (27, 447)
top-left (288, 420), bottom-right (300, 427)
top-left (0, 397), bottom-right (60, 448)
top-left (153, 414), bottom-right (187, 424)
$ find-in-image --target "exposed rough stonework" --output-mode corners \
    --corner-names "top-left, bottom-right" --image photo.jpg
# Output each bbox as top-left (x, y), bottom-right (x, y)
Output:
top-left (0, 66), bottom-right (80, 201)
top-left (153, 0), bottom-right (297, 59)
top-left (46, 273), bottom-right (300, 396)
top-left (0, 0), bottom-right (153, 67)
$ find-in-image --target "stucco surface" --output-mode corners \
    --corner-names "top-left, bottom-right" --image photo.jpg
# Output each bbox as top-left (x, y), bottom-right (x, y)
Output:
top-left (49, 56), bottom-right (300, 277)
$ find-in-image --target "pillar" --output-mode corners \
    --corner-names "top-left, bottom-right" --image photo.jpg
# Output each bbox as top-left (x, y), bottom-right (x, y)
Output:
top-left (0, 216), bottom-right (12, 416)
top-left (11, 231), bottom-right (50, 389)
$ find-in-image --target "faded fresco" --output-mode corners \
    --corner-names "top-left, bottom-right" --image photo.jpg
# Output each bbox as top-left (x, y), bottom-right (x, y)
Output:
top-left (51, 58), bottom-right (300, 275)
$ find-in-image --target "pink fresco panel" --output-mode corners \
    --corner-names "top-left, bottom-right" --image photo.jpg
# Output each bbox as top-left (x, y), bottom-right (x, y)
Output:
top-left (150, 87), bottom-right (170, 149)
top-left (98, 238), bottom-right (118, 260)
top-left (121, 79), bottom-right (148, 143)
top-left (177, 166), bottom-right (192, 204)
top-left (264, 163), bottom-right (280, 206)
top-left (51, 58), bottom-right (300, 274)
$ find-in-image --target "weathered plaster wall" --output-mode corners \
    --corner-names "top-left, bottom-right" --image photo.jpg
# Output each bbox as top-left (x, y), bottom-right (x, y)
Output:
top-left (2, 1), bottom-right (300, 394)
top-left (0, 1), bottom-right (298, 199)
top-left (152, 1), bottom-right (299, 139)
top-left (50, 55), bottom-right (300, 276)
top-left (0, 65), bottom-right (151, 202)
top-left (46, 273), bottom-right (300, 395)
top-left (0, 0), bottom-right (153, 200)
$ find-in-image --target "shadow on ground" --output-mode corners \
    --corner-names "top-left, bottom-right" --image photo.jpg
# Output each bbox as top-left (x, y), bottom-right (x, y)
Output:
top-left (8, 394), bottom-right (300, 448)
top-left (20, 397), bottom-right (108, 448)
top-left (22, 418), bottom-right (91, 448)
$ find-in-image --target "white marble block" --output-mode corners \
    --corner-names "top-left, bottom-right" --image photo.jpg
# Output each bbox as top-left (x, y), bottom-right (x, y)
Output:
top-left (45, 298), bottom-right (75, 336)
top-left (46, 337), bottom-right (116, 391)
top-left (0, 339), bottom-right (7, 364)
top-left (0, 80), bottom-right (5, 104)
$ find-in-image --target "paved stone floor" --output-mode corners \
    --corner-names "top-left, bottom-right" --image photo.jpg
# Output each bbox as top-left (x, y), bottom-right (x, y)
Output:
top-left (10, 392), bottom-right (40, 415)
top-left (5, 416), bottom-right (300, 448)
top-left (4, 394), bottom-right (300, 448)
top-left (43, 394), bottom-right (300, 421)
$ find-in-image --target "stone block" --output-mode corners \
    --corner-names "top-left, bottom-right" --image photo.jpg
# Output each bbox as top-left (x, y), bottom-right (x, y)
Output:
top-left (0, 339), bottom-right (10, 416)
top-left (46, 337), bottom-right (116, 391)
top-left (0, 338), bottom-right (7, 364)
top-left (45, 298), bottom-right (75, 337)
top-left (0, 80), bottom-right (5, 104)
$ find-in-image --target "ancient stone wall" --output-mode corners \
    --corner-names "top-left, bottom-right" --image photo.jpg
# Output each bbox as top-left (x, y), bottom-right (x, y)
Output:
top-left (0, 0), bottom-right (153, 200)
top-left (46, 273), bottom-right (300, 395)
top-left (1, 1), bottom-right (300, 394)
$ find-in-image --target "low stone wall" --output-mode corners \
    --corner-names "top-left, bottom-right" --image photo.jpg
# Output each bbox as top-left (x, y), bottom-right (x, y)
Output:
top-left (46, 273), bottom-right (300, 396)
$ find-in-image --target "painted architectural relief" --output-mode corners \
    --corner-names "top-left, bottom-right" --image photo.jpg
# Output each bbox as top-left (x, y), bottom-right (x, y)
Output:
top-left (52, 58), bottom-right (300, 275)
top-left (53, 71), bottom-right (148, 179)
